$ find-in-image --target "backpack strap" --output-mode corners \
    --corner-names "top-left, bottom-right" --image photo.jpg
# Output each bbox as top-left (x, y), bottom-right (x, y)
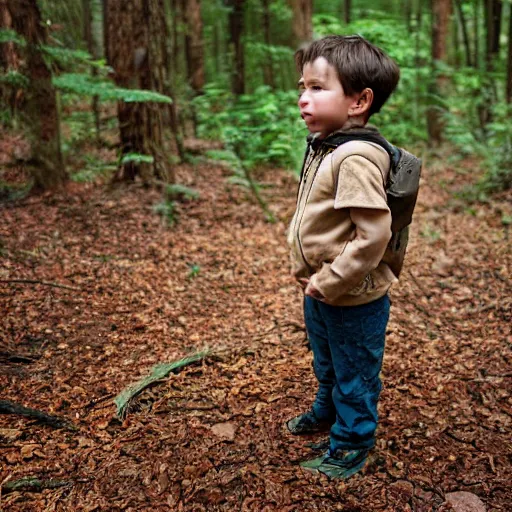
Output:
top-left (322, 130), bottom-right (401, 169)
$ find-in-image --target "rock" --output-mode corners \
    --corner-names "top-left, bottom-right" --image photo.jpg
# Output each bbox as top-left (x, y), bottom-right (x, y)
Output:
top-left (444, 491), bottom-right (486, 512)
top-left (211, 422), bottom-right (236, 440)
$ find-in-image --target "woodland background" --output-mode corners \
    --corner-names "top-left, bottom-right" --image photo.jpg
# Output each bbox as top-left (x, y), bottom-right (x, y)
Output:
top-left (0, 0), bottom-right (511, 511)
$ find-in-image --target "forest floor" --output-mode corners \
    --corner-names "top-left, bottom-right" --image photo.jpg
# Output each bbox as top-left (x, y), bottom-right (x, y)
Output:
top-left (1, 145), bottom-right (511, 512)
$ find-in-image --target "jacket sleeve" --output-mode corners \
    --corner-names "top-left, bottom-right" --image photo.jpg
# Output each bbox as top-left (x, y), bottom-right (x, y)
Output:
top-left (308, 155), bottom-right (392, 301)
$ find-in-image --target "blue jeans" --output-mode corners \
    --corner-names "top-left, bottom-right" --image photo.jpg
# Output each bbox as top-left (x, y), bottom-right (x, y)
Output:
top-left (304, 294), bottom-right (390, 452)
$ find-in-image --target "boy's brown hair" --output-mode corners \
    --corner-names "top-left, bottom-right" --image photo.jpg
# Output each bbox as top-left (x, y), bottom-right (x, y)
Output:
top-left (295, 35), bottom-right (400, 117)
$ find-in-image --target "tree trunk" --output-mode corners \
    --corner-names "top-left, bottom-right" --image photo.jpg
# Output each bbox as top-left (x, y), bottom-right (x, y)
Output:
top-left (473, 0), bottom-right (480, 69)
top-left (427, 0), bottom-right (451, 145)
top-left (480, 0), bottom-right (502, 127)
top-left (183, 0), bottom-right (204, 94)
top-left (454, 0), bottom-right (472, 66)
top-left (262, 0), bottom-right (274, 88)
top-left (288, 0), bottom-right (313, 48)
top-left (0, 0), bottom-right (21, 122)
top-left (4, 0), bottom-right (66, 190)
top-left (506, 3), bottom-right (512, 103)
top-left (83, 0), bottom-right (102, 142)
top-left (105, 0), bottom-right (174, 183)
top-left (413, 0), bottom-right (424, 123)
top-left (485, 0), bottom-right (502, 68)
top-left (228, 0), bottom-right (245, 95)
top-left (344, 0), bottom-right (351, 25)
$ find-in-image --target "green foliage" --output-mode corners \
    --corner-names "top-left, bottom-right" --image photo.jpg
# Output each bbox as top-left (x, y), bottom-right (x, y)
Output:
top-left (41, 46), bottom-right (105, 70)
top-left (0, 182), bottom-right (32, 202)
top-left (195, 85), bottom-right (306, 172)
top-left (70, 156), bottom-right (117, 183)
top-left (187, 264), bottom-right (201, 279)
top-left (419, 224), bottom-right (442, 242)
top-left (0, 70), bottom-right (29, 89)
top-left (153, 182), bottom-right (200, 227)
top-left (446, 70), bottom-right (512, 198)
top-left (38, 0), bottom-right (85, 49)
top-left (121, 153), bottom-right (155, 166)
top-left (0, 28), bottom-right (26, 47)
top-left (153, 200), bottom-right (177, 226)
top-left (53, 73), bottom-right (173, 103)
top-left (477, 106), bottom-right (512, 195)
top-left (165, 184), bottom-right (200, 201)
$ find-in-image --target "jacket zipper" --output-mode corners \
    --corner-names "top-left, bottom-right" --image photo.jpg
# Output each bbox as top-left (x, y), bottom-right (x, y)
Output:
top-left (293, 146), bottom-right (327, 274)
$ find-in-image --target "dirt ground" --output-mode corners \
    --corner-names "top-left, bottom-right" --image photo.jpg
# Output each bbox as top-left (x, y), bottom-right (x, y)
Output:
top-left (1, 154), bottom-right (511, 511)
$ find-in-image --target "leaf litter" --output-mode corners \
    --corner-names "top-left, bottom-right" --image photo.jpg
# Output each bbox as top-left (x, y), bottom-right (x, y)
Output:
top-left (0, 156), bottom-right (511, 511)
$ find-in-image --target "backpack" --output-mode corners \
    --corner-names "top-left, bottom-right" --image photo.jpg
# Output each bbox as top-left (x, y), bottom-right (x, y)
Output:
top-left (302, 129), bottom-right (422, 276)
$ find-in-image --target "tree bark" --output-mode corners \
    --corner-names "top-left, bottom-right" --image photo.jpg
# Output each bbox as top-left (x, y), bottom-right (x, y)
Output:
top-left (4, 0), bottom-right (66, 190)
top-left (105, 0), bottom-right (174, 183)
top-left (344, 0), bottom-right (351, 25)
top-left (454, 0), bottom-right (472, 66)
top-left (485, 0), bottom-right (502, 68)
top-left (480, 0), bottom-right (502, 126)
top-left (288, 0), bottom-right (313, 48)
top-left (0, 0), bottom-right (21, 121)
top-left (262, 0), bottom-right (274, 89)
top-left (183, 0), bottom-right (205, 94)
top-left (473, 0), bottom-right (480, 69)
top-left (228, 0), bottom-right (245, 95)
top-left (83, 0), bottom-right (102, 142)
top-left (506, 3), bottom-right (512, 103)
top-left (427, 0), bottom-right (451, 145)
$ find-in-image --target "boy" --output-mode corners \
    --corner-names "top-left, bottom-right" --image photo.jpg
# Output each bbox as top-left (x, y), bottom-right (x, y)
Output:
top-left (286, 35), bottom-right (401, 479)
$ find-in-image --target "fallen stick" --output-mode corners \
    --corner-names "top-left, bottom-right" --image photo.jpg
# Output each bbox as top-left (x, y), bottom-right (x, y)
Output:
top-left (114, 350), bottom-right (210, 419)
top-left (0, 279), bottom-right (81, 291)
top-left (1, 477), bottom-right (72, 494)
top-left (0, 400), bottom-right (77, 431)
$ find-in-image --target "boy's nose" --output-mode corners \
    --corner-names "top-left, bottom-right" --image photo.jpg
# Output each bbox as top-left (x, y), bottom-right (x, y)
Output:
top-left (298, 92), bottom-right (309, 108)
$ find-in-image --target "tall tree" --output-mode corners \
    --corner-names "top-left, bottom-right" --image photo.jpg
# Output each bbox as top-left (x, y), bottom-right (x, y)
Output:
top-left (507, 4), bottom-right (512, 103)
top-left (262, 0), bottom-right (275, 88)
top-left (288, 0), bottom-right (312, 48)
top-left (82, 0), bottom-right (102, 142)
top-left (343, 0), bottom-right (352, 25)
top-left (227, 0), bottom-right (245, 94)
top-left (3, 0), bottom-right (66, 190)
top-left (479, 0), bottom-right (503, 126)
top-left (0, 0), bottom-right (21, 121)
top-left (183, 0), bottom-right (205, 94)
top-left (485, 0), bottom-right (502, 68)
top-left (454, 0), bottom-right (472, 66)
top-left (427, 0), bottom-right (451, 145)
top-left (105, 0), bottom-right (174, 183)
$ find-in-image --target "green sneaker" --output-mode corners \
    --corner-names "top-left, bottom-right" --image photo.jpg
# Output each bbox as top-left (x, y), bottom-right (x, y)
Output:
top-left (286, 410), bottom-right (333, 435)
top-left (300, 449), bottom-right (369, 479)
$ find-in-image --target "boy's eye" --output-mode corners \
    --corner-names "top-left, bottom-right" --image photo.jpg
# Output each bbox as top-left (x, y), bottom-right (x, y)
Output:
top-left (312, 85), bottom-right (322, 91)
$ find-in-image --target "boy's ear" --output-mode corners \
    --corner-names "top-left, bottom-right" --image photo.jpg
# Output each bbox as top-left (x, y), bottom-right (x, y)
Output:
top-left (348, 88), bottom-right (374, 117)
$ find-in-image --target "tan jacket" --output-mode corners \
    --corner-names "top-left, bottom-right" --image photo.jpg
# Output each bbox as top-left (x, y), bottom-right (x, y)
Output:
top-left (287, 135), bottom-right (398, 306)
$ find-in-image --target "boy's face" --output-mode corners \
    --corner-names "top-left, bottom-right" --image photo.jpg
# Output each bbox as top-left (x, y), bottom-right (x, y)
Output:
top-left (298, 57), bottom-right (358, 138)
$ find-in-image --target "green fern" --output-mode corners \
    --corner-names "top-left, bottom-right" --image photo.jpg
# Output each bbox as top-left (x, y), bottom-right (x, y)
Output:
top-left (121, 153), bottom-right (154, 165)
top-left (0, 29), bottom-right (26, 47)
top-left (165, 184), bottom-right (200, 201)
top-left (0, 70), bottom-right (29, 89)
top-left (53, 73), bottom-right (173, 103)
top-left (153, 200), bottom-right (177, 226)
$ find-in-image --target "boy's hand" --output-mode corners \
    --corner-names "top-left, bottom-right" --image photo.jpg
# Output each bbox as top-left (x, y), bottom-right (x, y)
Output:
top-left (297, 277), bottom-right (309, 289)
top-left (305, 280), bottom-right (325, 301)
